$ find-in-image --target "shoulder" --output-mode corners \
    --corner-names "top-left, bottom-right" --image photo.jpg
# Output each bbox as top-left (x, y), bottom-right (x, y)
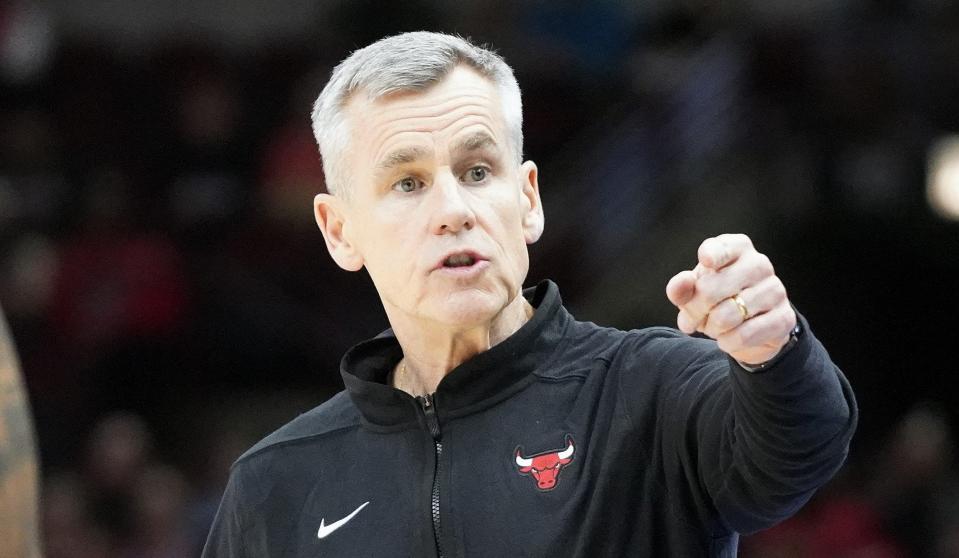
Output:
top-left (538, 317), bottom-right (716, 379)
top-left (233, 390), bottom-right (362, 468)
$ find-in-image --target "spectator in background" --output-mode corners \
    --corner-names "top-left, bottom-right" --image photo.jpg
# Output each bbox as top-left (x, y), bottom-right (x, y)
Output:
top-left (43, 472), bottom-right (113, 558)
top-left (868, 404), bottom-right (959, 558)
top-left (0, 303), bottom-right (41, 558)
top-left (83, 412), bottom-right (153, 544)
top-left (120, 464), bottom-right (194, 558)
top-left (42, 411), bottom-right (212, 557)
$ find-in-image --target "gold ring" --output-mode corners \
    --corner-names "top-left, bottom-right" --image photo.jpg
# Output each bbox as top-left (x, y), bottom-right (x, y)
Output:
top-left (731, 294), bottom-right (749, 321)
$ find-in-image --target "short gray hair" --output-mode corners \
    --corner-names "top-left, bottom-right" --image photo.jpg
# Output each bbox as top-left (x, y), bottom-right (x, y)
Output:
top-left (311, 31), bottom-right (523, 197)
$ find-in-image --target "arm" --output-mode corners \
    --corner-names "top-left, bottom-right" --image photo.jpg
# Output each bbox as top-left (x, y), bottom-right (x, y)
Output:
top-left (661, 235), bottom-right (857, 533)
top-left (0, 304), bottom-right (41, 558)
top-left (650, 314), bottom-right (856, 534)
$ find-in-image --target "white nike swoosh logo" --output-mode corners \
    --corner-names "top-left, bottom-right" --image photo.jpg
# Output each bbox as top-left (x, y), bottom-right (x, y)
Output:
top-left (317, 501), bottom-right (370, 540)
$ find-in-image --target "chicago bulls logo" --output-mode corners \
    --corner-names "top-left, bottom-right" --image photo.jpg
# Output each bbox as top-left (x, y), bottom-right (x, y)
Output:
top-left (513, 435), bottom-right (575, 491)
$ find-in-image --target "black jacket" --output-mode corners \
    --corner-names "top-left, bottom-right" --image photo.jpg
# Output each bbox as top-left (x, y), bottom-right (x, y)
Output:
top-left (203, 280), bottom-right (857, 557)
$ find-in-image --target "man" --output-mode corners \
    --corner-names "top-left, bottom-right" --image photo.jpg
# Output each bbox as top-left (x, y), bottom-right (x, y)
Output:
top-left (203, 32), bottom-right (856, 557)
top-left (0, 303), bottom-right (42, 558)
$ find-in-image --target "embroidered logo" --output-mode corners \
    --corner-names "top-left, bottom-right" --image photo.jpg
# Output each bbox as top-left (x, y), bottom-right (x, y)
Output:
top-left (513, 435), bottom-right (575, 491)
top-left (317, 501), bottom-right (369, 539)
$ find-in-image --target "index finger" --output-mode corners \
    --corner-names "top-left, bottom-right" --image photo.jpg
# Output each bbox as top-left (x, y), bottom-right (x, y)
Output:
top-left (697, 234), bottom-right (754, 271)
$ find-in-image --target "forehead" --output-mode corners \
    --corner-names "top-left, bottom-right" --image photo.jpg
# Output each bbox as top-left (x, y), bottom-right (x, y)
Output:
top-left (343, 66), bottom-right (508, 161)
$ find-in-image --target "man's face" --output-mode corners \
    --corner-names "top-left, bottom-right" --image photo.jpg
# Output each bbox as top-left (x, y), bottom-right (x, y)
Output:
top-left (322, 65), bottom-right (543, 329)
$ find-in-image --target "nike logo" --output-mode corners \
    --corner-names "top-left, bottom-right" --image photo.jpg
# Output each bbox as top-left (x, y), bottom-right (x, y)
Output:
top-left (317, 501), bottom-right (370, 540)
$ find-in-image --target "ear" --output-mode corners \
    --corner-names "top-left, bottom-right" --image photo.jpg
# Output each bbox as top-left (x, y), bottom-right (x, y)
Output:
top-left (314, 193), bottom-right (364, 271)
top-left (519, 161), bottom-right (544, 244)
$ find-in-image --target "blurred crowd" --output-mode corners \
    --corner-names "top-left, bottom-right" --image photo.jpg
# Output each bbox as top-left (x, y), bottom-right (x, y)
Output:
top-left (2, 1), bottom-right (959, 556)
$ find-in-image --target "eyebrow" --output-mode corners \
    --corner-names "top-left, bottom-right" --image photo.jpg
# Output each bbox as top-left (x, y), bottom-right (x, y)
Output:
top-left (376, 146), bottom-right (432, 170)
top-left (375, 132), bottom-right (500, 171)
top-left (451, 131), bottom-right (499, 154)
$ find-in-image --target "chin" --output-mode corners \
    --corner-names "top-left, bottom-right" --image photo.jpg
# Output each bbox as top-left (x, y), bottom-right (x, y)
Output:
top-left (432, 287), bottom-right (507, 327)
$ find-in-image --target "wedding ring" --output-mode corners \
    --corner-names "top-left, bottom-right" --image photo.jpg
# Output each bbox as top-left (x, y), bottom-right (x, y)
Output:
top-left (731, 294), bottom-right (749, 321)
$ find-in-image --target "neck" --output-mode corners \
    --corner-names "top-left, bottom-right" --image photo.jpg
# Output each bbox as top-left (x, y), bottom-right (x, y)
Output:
top-left (387, 294), bottom-right (533, 397)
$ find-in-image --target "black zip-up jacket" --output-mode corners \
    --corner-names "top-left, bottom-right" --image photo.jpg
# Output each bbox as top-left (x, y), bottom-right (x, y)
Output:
top-left (203, 280), bottom-right (857, 557)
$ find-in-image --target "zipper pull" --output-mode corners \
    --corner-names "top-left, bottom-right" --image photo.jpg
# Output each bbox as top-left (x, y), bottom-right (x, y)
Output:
top-left (419, 393), bottom-right (442, 440)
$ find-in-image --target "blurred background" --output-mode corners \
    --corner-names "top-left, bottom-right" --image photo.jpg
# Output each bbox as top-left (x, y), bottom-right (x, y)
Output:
top-left (2, 0), bottom-right (958, 556)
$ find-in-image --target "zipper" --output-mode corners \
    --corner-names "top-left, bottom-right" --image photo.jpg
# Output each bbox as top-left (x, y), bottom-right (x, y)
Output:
top-left (419, 393), bottom-right (446, 558)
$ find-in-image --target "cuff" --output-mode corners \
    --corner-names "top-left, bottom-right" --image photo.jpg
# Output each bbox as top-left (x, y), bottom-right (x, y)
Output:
top-left (736, 314), bottom-right (804, 373)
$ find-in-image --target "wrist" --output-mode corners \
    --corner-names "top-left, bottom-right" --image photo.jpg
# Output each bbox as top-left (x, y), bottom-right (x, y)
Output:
top-left (738, 321), bottom-right (803, 373)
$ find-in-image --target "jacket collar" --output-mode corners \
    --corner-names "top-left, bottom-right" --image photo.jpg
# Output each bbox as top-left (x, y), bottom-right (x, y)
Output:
top-left (340, 280), bottom-right (569, 428)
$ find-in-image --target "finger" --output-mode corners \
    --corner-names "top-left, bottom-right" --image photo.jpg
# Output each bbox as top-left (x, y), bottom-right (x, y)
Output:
top-left (715, 302), bottom-right (796, 360)
top-left (676, 308), bottom-right (703, 335)
top-left (697, 234), bottom-right (754, 271)
top-left (701, 296), bottom-right (749, 339)
top-left (701, 275), bottom-right (787, 339)
top-left (666, 270), bottom-right (698, 307)
top-left (683, 251), bottom-right (774, 321)
top-left (684, 263), bottom-right (711, 323)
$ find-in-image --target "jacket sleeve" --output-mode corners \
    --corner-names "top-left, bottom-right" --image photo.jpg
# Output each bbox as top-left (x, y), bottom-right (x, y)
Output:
top-left (627, 311), bottom-right (857, 534)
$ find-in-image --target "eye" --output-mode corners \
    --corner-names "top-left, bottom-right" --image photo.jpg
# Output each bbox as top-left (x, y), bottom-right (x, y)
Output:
top-left (392, 177), bottom-right (423, 193)
top-left (463, 166), bottom-right (489, 184)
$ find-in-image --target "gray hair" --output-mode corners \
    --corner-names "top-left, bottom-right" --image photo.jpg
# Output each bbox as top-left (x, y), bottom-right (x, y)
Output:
top-left (311, 31), bottom-right (523, 197)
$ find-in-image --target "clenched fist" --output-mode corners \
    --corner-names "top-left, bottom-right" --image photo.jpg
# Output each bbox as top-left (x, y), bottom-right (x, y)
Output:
top-left (665, 234), bottom-right (797, 366)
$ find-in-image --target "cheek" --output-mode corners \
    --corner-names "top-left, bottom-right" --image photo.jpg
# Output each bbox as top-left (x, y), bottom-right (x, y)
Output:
top-left (355, 222), bottom-right (411, 280)
top-left (508, 237), bottom-right (530, 275)
top-left (487, 200), bottom-right (530, 272)
top-left (373, 242), bottom-right (410, 272)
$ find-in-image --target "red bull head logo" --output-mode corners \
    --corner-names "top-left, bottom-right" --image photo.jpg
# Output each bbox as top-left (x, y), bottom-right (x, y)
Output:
top-left (514, 435), bottom-right (575, 491)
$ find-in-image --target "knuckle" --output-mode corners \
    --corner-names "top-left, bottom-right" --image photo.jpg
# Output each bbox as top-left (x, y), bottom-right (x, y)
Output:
top-left (756, 274), bottom-right (777, 295)
top-left (756, 253), bottom-right (773, 275)
top-left (698, 241), bottom-right (716, 264)
top-left (776, 308), bottom-right (794, 332)
top-left (722, 233), bottom-right (749, 247)
top-left (703, 286), bottom-right (724, 306)
top-left (759, 291), bottom-right (776, 309)
top-left (767, 277), bottom-right (787, 302)
top-left (698, 238), bottom-right (713, 255)
top-left (696, 277), bottom-right (722, 302)
top-left (710, 306), bottom-right (737, 331)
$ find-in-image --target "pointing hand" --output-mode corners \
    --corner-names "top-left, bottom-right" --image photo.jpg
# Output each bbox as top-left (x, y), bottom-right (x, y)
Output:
top-left (665, 234), bottom-right (797, 366)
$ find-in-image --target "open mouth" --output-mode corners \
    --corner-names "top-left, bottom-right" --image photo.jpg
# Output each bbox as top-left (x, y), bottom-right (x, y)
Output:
top-left (443, 253), bottom-right (477, 268)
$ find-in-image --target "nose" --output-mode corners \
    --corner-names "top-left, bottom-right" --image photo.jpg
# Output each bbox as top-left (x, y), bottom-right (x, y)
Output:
top-left (429, 171), bottom-right (476, 235)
